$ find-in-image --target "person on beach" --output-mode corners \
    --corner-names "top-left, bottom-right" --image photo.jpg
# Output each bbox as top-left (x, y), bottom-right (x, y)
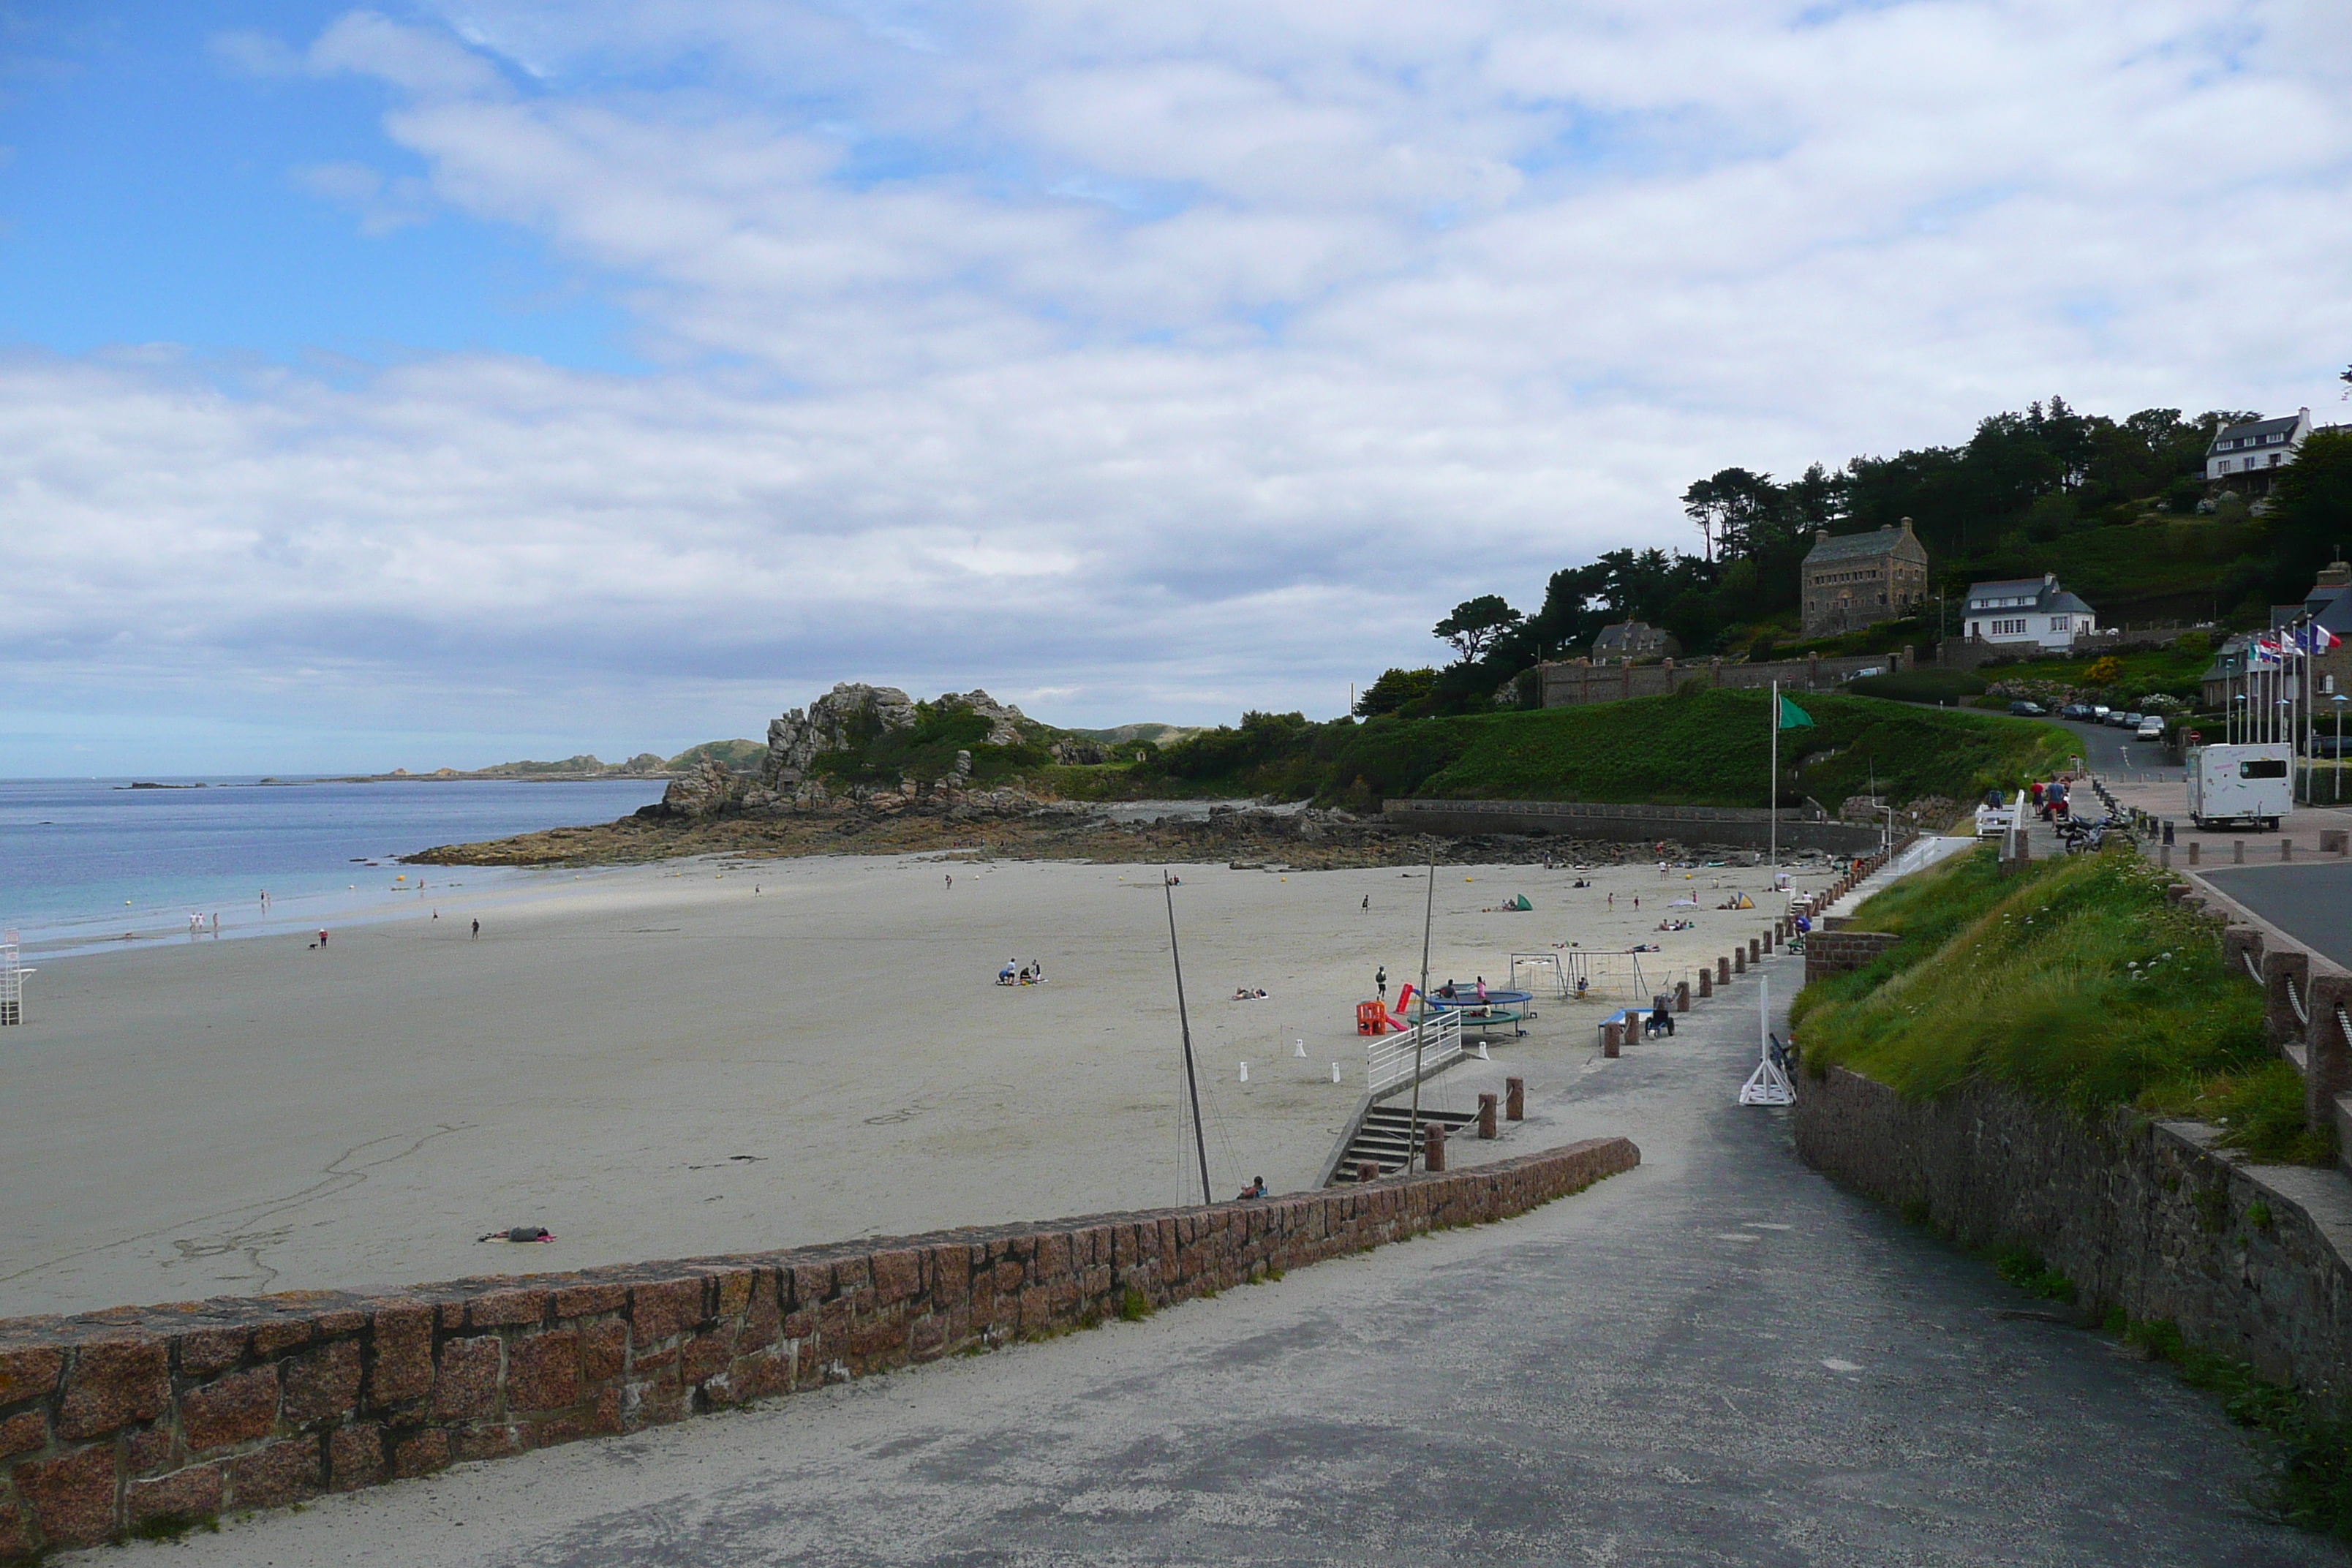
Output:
top-left (1376, 965), bottom-right (1387, 1001)
top-left (1361, 894), bottom-right (1368, 911)
top-left (945, 874), bottom-right (953, 890)
top-left (318, 929), bottom-right (328, 947)
top-left (470, 919), bottom-right (479, 940)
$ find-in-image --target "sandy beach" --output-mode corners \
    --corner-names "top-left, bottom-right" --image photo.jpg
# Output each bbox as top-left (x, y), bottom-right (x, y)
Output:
top-left (0, 850), bottom-right (1839, 1319)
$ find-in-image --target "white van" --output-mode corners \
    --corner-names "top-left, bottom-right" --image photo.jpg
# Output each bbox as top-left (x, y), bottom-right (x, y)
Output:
top-left (2186, 744), bottom-right (2292, 831)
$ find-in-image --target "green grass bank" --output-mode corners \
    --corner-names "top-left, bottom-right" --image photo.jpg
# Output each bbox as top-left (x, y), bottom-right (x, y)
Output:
top-left (1139, 688), bottom-right (2073, 811)
top-left (1792, 847), bottom-right (2321, 1164)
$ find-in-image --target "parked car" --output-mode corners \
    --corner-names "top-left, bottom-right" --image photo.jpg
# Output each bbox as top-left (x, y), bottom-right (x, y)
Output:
top-left (2106, 709), bottom-right (2135, 727)
top-left (2136, 717), bottom-right (2166, 740)
top-left (2092, 704), bottom-right (2112, 720)
top-left (2008, 700), bottom-right (2047, 717)
top-left (2059, 703), bottom-right (2095, 720)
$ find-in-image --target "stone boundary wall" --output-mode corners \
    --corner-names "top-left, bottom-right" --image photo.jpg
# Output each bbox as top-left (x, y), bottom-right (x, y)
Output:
top-left (0, 1139), bottom-right (1639, 1559)
top-left (1795, 1067), bottom-right (2352, 1406)
top-left (1379, 799), bottom-right (1882, 856)
top-left (1803, 931), bottom-right (1902, 981)
top-left (1537, 649), bottom-right (1909, 709)
top-left (1937, 625), bottom-right (2195, 671)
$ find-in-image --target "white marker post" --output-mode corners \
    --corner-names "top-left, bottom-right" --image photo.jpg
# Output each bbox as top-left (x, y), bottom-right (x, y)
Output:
top-left (1738, 973), bottom-right (1794, 1105)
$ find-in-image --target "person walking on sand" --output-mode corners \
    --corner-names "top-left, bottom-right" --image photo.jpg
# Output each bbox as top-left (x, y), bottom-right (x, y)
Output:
top-left (470, 919), bottom-right (479, 941)
top-left (1361, 894), bottom-right (1369, 911)
top-left (318, 929), bottom-right (329, 947)
top-left (945, 873), bottom-right (953, 890)
top-left (1376, 965), bottom-right (1388, 1002)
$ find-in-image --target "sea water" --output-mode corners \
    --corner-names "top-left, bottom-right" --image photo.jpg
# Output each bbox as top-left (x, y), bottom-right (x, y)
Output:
top-left (0, 777), bottom-right (668, 959)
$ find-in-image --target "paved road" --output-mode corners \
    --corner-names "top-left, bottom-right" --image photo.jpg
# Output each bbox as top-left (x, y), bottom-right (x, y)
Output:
top-left (2054, 717), bottom-right (2176, 783)
top-left (2204, 860), bottom-right (2352, 972)
top-left (90, 951), bottom-right (2333, 1568)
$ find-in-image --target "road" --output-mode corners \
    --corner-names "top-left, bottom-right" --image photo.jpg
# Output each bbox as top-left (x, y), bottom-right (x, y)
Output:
top-left (86, 948), bottom-right (2332, 1568)
top-left (2203, 860), bottom-right (2352, 972)
top-left (2053, 716), bottom-right (2177, 783)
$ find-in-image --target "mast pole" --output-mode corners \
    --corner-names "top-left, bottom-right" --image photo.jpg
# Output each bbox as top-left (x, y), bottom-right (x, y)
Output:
top-left (1406, 847), bottom-right (1437, 1173)
top-left (1769, 679), bottom-right (1779, 874)
top-left (1163, 871), bottom-right (1213, 1205)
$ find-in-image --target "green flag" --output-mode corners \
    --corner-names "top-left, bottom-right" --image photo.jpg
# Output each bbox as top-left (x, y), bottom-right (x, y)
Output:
top-left (1778, 696), bottom-right (1814, 731)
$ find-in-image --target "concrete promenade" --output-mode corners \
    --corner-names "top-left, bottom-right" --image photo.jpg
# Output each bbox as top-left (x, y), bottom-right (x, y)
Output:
top-left (84, 946), bottom-right (2332, 1567)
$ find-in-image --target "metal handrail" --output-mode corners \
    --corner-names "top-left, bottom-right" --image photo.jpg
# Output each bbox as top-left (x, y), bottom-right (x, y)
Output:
top-left (1366, 1011), bottom-right (1462, 1096)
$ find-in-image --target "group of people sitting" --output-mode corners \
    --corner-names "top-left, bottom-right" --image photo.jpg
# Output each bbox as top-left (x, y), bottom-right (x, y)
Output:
top-left (996, 959), bottom-right (1047, 986)
top-left (1233, 1177), bottom-right (1270, 1200)
top-left (1231, 986), bottom-right (1268, 1000)
top-left (1433, 978), bottom-right (1489, 1001)
top-left (1654, 918), bottom-right (1696, 932)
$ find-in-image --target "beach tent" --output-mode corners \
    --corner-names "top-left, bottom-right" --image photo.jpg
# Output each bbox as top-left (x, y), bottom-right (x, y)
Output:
top-left (1504, 894), bottom-right (1532, 911)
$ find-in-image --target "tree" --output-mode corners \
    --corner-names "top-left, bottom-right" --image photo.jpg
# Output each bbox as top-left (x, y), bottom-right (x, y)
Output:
top-left (1354, 667), bottom-right (1439, 718)
top-left (1433, 595), bottom-right (1521, 663)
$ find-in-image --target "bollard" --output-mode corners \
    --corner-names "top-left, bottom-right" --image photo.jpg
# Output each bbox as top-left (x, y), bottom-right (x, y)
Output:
top-left (2322, 829), bottom-right (2350, 856)
top-left (1424, 1120), bottom-right (1446, 1172)
top-left (2163, 819), bottom-right (2175, 846)
top-left (1699, 968), bottom-right (1714, 998)
top-left (2189, 841), bottom-right (2201, 866)
top-left (1331, 1062), bottom-right (1341, 1083)
top-left (2160, 845), bottom-right (2171, 870)
top-left (1749, 937), bottom-right (1761, 964)
top-left (1356, 1160), bottom-right (1379, 1183)
top-left (1734, 948), bottom-right (1746, 975)
top-left (1478, 1092), bottom-right (1498, 1139)
top-left (2283, 839), bottom-right (2293, 862)
top-left (2235, 840), bottom-right (2246, 864)
top-left (1603, 1020), bottom-right (1621, 1058)
top-left (1675, 980), bottom-right (1690, 1012)
top-left (1763, 928), bottom-right (1775, 954)
top-left (1718, 956), bottom-right (1731, 985)
top-left (1239, 1061), bottom-right (1248, 1081)
top-left (1506, 1076), bottom-right (1524, 1120)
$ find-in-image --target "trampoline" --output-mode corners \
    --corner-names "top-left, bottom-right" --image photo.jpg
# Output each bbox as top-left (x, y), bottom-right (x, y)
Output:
top-left (1422, 987), bottom-right (1532, 1011)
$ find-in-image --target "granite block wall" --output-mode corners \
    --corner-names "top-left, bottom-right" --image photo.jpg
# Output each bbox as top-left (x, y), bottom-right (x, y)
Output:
top-left (0, 1137), bottom-right (1637, 1558)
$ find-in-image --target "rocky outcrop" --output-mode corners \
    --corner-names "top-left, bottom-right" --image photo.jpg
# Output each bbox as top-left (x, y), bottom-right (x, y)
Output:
top-left (657, 759), bottom-right (743, 819)
top-left (761, 685), bottom-right (1031, 791)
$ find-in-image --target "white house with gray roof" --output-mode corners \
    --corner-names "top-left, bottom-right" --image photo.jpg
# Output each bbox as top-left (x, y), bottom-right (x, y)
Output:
top-left (2206, 408), bottom-right (2311, 489)
top-left (1961, 573), bottom-right (2097, 651)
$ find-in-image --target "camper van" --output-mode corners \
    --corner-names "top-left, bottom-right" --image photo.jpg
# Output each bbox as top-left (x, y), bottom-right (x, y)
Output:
top-left (2186, 743), bottom-right (2293, 832)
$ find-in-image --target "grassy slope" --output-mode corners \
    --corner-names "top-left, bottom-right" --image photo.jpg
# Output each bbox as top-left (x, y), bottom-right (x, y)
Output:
top-left (1209, 689), bottom-right (2072, 810)
top-left (1792, 847), bottom-right (2320, 1161)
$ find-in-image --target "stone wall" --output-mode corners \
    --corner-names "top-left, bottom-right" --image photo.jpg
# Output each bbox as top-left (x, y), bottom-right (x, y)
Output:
top-left (0, 1139), bottom-right (1637, 1559)
top-left (1803, 931), bottom-right (1901, 981)
top-left (1537, 648), bottom-right (1908, 710)
top-left (1795, 1067), bottom-right (2352, 1406)
top-left (1379, 799), bottom-right (1884, 856)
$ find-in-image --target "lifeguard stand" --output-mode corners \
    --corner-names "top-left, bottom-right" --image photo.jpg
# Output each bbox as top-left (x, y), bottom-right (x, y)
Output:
top-left (0, 932), bottom-right (31, 1026)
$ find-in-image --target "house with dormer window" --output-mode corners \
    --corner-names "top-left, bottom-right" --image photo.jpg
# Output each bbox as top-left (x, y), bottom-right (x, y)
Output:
top-left (1961, 573), bottom-right (2096, 651)
top-left (2206, 408), bottom-right (2313, 494)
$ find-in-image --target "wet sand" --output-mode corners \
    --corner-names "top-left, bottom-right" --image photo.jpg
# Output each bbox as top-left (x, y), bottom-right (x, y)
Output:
top-left (0, 851), bottom-right (1836, 1319)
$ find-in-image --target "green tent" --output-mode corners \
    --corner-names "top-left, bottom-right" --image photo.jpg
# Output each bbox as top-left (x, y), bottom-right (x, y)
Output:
top-left (1505, 894), bottom-right (1532, 911)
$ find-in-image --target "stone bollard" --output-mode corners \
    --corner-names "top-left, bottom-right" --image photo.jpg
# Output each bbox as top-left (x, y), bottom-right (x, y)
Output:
top-left (1718, 955), bottom-right (1732, 985)
top-left (1603, 1021), bottom-right (1621, 1058)
top-left (1505, 1076), bottom-right (1525, 1120)
top-left (2234, 840), bottom-right (2246, 864)
top-left (1479, 1093), bottom-right (1498, 1139)
top-left (2322, 829), bottom-right (2349, 856)
top-left (1749, 937), bottom-right (1762, 964)
top-left (2189, 841), bottom-right (2201, 866)
top-left (2283, 839), bottom-right (2294, 862)
top-left (2262, 948), bottom-right (2311, 1048)
top-left (1699, 968), bottom-right (1714, 998)
top-left (2307, 976), bottom-right (2352, 1134)
top-left (2160, 845), bottom-right (2171, 870)
top-left (1356, 1160), bottom-right (1380, 1183)
top-left (1424, 1120), bottom-right (1446, 1172)
top-left (1675, 980), bottom-right (1690, 1012)
top-left (1734, 948), bottom-right (1747, 976)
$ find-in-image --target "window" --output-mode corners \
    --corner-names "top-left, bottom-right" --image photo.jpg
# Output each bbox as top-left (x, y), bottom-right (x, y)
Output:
top-left (1991, 618), bottom-right (2028, 636)
top-left (2271, 453), bottom-right (2282, 467)
top-left (2240, 759), bottom-right (2288, 780)
top-left (2050, 615), bottom-right (2070, 631)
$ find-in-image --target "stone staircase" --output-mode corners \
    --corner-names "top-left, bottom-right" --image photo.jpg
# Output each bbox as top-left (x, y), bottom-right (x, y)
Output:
top-left (1328, 1103), bottom-right (1481, 1181)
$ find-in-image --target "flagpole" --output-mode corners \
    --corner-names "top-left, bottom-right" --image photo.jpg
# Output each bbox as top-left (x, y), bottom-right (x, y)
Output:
top-left (1769, 679), bottom-right (1779, 875)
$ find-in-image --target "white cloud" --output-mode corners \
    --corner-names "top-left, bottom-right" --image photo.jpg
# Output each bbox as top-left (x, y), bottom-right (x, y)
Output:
top-left (14, 1), bottom-right (2352, 767)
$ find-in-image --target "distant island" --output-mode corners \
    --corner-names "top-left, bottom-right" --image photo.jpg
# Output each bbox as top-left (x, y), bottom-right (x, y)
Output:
top-left (262, 739), bottom-right (769, 785)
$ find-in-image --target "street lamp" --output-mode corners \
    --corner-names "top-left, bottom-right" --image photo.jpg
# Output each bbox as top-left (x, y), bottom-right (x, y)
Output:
top-left (2234, 692), bottom-right (2247, 745)
top-left (2335, 693), bottom-right (2348, 805)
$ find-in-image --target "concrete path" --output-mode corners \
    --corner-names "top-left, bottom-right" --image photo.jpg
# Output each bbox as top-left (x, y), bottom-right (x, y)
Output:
top-left (84, 949), bottom-right (2334, 1567)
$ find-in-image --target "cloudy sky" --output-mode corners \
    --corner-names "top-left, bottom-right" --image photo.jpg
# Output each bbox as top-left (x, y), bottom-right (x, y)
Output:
top-left (1, 1), bottom-right (2346, 772)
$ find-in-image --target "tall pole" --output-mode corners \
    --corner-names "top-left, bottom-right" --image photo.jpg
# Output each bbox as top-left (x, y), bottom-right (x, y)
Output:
top-left (1768, 680), bottom-right (1779, 875)
top-left (1162, 872), bottom-right (1212, 1206)
top-left (1406, 848), bottom-right (1437, 1173)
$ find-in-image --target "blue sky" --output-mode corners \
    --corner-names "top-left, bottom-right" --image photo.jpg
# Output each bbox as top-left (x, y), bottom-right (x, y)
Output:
top-left (1, 0), bottom-right (2346, 773)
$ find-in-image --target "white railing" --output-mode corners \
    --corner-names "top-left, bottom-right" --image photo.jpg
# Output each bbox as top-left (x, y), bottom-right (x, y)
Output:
top-left (1367, 1011), bottom-right (1461, 1097)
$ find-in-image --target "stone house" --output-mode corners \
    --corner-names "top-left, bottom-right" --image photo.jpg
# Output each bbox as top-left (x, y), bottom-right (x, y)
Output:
top-left (1800, 519), bottom-right (1930, 638)
top-left (1589, 621), bottom-right (1679, 664)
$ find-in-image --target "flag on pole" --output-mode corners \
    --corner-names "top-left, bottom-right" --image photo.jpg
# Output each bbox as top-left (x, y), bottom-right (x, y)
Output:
top-left (1778, 696), bottom-right (1814, 730)
top-left (2317, 624), bottom-right (2344, 652)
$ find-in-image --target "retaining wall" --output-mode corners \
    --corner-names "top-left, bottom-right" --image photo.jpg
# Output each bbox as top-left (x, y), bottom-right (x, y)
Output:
top-left (0, 1137), bottom-right (1637, 1558)
top-left (1379, 799), bottom-right (1883, 855)
top-left (1537, 649), bottom-right (1908, 709)
top-left (1803, 930), bottom-right (1902, 981)
top-left (1795, 1067), bottom-right (2352, 1405)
